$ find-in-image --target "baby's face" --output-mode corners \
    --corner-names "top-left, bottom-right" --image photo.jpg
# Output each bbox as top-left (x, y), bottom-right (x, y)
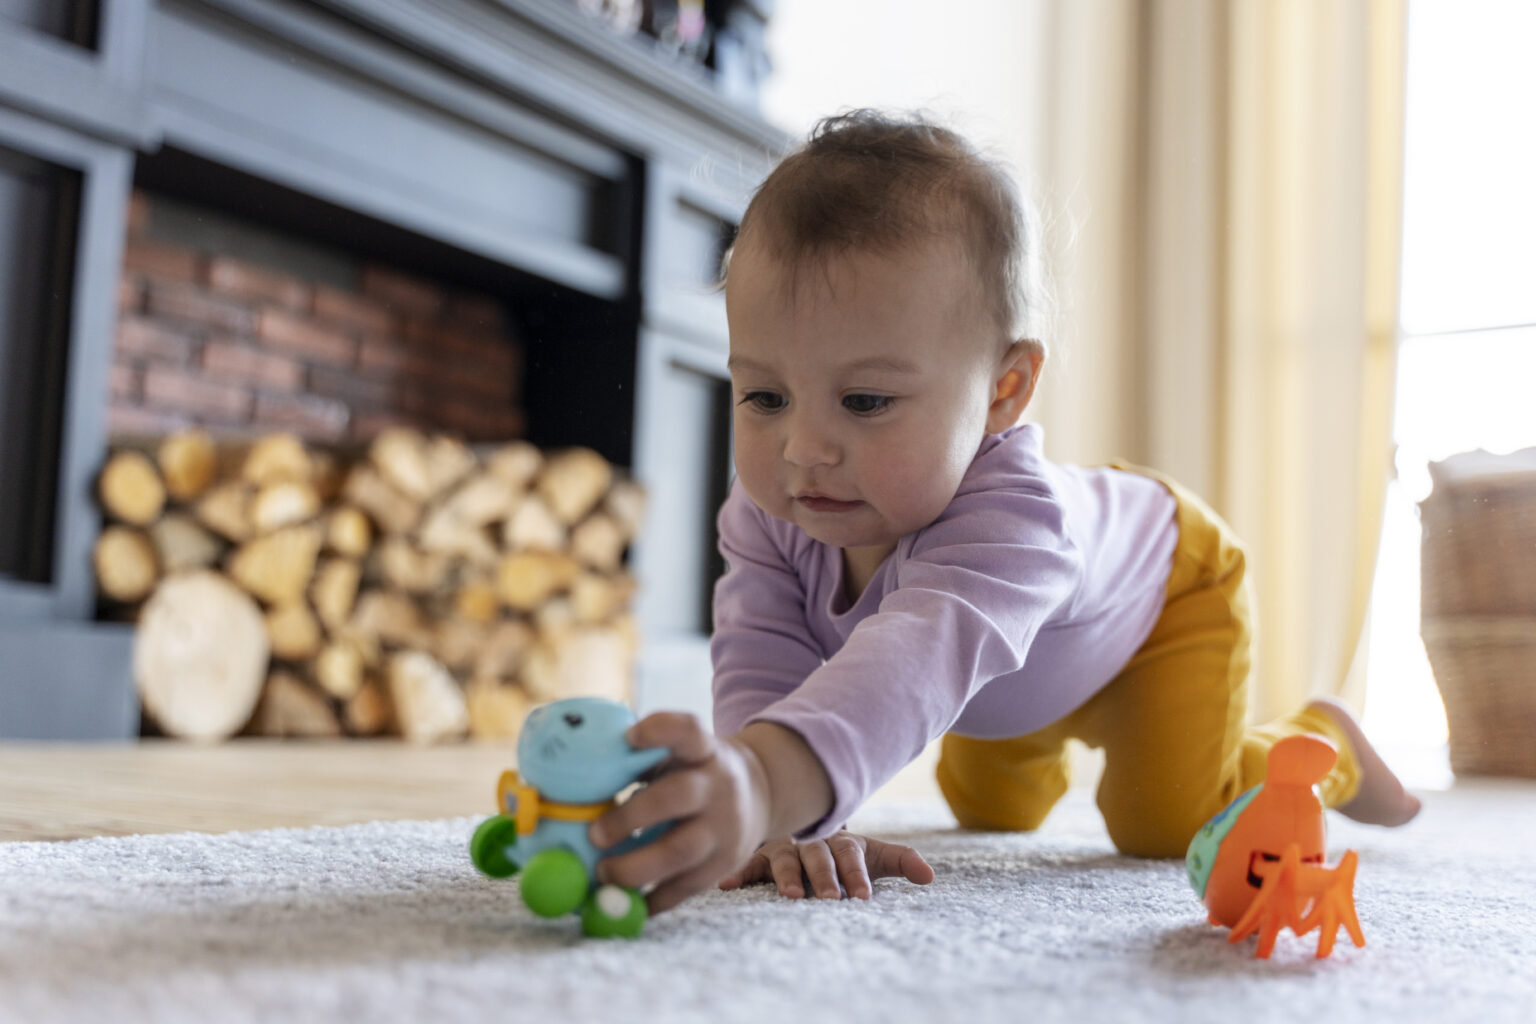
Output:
top-left (725, 238), bottom-right (1001, 562)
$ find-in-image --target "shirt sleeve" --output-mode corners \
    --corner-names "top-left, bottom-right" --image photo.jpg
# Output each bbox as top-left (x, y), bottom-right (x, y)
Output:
top-left (746, 484), bottom-right (1084, 840)
top-left (709, 482), bottom-right (828, 739)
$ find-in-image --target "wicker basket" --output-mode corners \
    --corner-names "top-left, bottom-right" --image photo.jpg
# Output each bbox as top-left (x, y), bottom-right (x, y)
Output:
top-left (1419, 616), bottom-right (1536, 777)
top-left (1419, 448), bottom-right (1536, 778)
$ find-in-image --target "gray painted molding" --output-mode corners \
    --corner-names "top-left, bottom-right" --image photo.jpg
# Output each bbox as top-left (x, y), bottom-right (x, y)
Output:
top-left (0, 0), bottom-right (154, 146)
top-left (0, 103), bottom-right (133, 623)
top-left (0, 620), bottom-right (137, 740)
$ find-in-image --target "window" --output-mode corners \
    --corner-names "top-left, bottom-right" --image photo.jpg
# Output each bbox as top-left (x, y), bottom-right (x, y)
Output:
top-left (1362, 0), bottom-right (1536, 783)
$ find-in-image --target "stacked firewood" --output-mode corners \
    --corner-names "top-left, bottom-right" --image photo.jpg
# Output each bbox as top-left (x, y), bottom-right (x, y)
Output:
top-left (93, 428), bottom-right (644, 744)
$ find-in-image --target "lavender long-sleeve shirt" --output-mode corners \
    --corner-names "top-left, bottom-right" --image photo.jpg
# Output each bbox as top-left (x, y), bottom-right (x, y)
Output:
top-left (710, 424), bottom-right (1180, 839)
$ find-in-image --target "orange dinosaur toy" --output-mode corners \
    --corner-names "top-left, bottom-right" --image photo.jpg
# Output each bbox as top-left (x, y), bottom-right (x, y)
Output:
top-left (1185, 734), bottom-right (1366, 959)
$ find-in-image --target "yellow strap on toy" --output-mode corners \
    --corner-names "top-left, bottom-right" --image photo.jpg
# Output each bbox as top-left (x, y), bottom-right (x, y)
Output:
top-left (496, 770), bottom-right (614, 835)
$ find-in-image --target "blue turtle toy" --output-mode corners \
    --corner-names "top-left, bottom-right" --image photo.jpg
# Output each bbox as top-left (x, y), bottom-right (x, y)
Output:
top-left (469, 697), bottom-right (669, 938)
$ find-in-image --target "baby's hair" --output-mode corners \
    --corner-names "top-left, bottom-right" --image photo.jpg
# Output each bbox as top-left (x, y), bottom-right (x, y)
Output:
top-left (729, 108), bottom-right (1047, 347)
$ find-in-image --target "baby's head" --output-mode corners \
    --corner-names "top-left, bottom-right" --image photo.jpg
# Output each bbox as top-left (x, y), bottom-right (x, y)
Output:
top-left (730, 109), bottom-right (1048, 353)
top-left (723, 110), bottom-right (1049, 558)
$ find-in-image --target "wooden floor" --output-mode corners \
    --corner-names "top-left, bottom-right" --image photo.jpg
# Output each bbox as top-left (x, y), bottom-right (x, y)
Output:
top-left (0, 740), bottom-right (522, 842)
top-left (0, 739), bottom-right (947, 843)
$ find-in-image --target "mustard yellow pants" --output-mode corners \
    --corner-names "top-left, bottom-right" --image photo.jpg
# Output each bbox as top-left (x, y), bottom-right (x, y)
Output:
top-left (935, 463), bottom-right (1362, 858)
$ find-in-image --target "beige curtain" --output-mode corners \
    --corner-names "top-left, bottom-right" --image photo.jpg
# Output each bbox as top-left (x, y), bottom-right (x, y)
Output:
top-left (1029, 0), bottom-right (1407, 721)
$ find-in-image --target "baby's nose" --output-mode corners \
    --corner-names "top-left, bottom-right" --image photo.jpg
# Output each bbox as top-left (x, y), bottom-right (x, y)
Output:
top-left (782, 421), bottom-right (838, 467)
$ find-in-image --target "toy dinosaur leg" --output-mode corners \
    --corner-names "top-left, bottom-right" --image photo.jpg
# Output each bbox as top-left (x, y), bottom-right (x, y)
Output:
top-left (580, 884), bottom-right (648, 939)
top-left (1229, 844), bottom-right (1305, 959)
top-left (1299, 850), bottom-right (1366, 958)
top-left (469, 814), bottom-right (521, 878)
top-left (519, 847), bottom-right (590, 918)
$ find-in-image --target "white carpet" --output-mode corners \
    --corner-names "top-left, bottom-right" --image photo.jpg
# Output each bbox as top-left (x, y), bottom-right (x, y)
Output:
top-left (3, 781), bottom-right (1533, 1024)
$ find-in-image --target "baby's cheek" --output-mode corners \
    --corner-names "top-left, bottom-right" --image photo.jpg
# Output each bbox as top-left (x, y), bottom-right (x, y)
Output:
top-left (732, 436), bottom-right (779, 500)
top-left (876, 453), bottom-right (961, 527)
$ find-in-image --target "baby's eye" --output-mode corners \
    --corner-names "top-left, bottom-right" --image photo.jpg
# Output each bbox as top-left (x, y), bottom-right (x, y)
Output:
top-left (738, 390), bottom-right (785, 413)
top-left (842, 394), bottom-right (893, 416)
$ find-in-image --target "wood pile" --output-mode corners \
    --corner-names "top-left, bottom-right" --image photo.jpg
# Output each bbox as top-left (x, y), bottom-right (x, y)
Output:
top-left (94, 428), bottom-right (645, 744)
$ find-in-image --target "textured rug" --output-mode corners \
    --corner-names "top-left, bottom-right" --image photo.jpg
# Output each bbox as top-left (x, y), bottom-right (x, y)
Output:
top-left (2, 781), bottom-right (1533, 1024)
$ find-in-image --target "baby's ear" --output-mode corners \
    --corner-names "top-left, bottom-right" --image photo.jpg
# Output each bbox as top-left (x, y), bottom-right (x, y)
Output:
top-left (986, 340), bottom-right (1045, 433)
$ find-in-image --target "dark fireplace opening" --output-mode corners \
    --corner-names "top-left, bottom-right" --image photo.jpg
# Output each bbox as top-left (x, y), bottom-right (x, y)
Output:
top-left (5, 0), bottom-right (101, 52)
top-left (0, 148), bottom-right (80, 588)
top-left (126, 146), bottom-right (643, 469)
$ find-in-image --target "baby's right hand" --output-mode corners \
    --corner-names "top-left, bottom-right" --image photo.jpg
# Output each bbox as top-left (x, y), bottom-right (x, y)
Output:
top-left (718, 830), bottom-right (935, 900)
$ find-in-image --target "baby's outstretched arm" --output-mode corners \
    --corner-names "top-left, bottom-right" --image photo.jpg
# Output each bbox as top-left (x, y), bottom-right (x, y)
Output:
top-left (720, 831), bottom-right (934, 900)
top-left (588, 713), bottom-right (833, 914)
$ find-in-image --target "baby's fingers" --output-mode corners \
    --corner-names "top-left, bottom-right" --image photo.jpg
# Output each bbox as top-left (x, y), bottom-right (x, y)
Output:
top-left (590, 767), bottom-right (708, 850)
top-left (865, 837), bottom-right (935, 885)
top-left (766, 842), bottom-right (808, 899)
top-left (718, 849), bottom-right (771, 891)
top-left (829, 834), bottom-right (874, 899)
top-left (649, 859), bottom-right (732, 916)
top-left (797, 840), bottom-right (842, 900)
top-left (625, 711), bottom-right (716, 766)
top-left (598, 815), bottom-right (713, 894)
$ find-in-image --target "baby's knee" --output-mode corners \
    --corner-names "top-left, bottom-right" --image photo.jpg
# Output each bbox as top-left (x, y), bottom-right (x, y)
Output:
top-left (936, 756), bottom-right (1066, 832)
top-left (1105, 819), bottom-right (1198, 859)
top-left (948, 799), bottom-right (1057, 833)
top-left (1100, 793), bottom-right (1216, 859)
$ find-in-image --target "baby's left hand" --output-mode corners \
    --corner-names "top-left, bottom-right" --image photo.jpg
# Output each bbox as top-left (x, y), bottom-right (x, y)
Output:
top-left (719, 830), bottom-right (935, 900)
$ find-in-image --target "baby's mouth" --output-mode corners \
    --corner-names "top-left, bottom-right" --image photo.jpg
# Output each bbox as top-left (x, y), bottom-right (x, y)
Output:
top-left (796, 494), bottom-right (863, 513)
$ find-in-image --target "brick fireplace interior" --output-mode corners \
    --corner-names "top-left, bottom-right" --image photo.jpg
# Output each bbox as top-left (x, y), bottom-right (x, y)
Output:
top-left (116, 187), bottom-right (526, 445)
top-left (118, 146), bottom-right (643, 467)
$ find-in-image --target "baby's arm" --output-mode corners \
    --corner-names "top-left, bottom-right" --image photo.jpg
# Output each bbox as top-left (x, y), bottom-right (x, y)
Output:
top-left (588, 483), bottom-right (837, 914)
top-left (587, 714), bottom-right (833, 914)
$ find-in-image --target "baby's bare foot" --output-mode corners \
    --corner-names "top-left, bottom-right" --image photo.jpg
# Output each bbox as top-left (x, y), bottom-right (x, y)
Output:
top-left (1308, 696), bottom-right (1422, 827)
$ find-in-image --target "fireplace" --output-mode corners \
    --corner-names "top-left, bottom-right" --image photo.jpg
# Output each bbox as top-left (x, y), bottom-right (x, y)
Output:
top-left (0, 0), bottom-right (784, 739)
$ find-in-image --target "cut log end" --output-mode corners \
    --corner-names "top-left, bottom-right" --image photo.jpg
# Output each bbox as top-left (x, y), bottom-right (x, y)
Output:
top-left (243, 433), bottom-right (312, 486)
top-left (387, 651), bottom-right (469, 744)
top-left (99, 450), bottom-right (167, 526)
top-left (325, 506), bottom-right (372, 558)
top-left (251, 480), bottom-right (321, 534)
top-left (94, 526), bottom-right (159, 603)
top-left (315, 641), bottom-right (367, 700)
top-left (256, 670), bottom-right (342, 738)
top-left (157, 430), bottom-right (218, 502)
top-left (227, 524), bottom-right (323, 606)
top-left (265, 601), bottom-right (323, 661)
top-left (150, 513), bottom-right (224, 574)
top-left (537, 447), bottom-right (613, 525)
top-left (194, 481), bottom-right (255, 543)
top-left (134, 571), bottom-right (269, 741)
top-left (467, 681), bottom-right (532, 743)
top-left (344, 682), bottom-right (393, 736)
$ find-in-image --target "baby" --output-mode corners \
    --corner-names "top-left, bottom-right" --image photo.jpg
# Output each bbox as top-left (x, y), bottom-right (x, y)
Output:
top-left (588, 109), bottom-right (1420, 913)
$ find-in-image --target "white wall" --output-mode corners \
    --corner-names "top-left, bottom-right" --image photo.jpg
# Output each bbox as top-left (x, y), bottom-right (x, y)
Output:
top-left (760, 0), bottom-right (1050, 235)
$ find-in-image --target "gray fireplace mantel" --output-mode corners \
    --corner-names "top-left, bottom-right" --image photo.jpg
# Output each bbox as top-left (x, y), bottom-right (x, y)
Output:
top-left (0, 0), bottom-right (786, 737)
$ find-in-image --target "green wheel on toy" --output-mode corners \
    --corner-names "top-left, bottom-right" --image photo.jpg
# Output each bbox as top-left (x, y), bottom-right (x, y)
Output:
top-left (519, 848), bottom-right (590, 918)
top-left (581, 884), bottom-right (648, 939)
top-left (469, 815), bottom-right (520, 878)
